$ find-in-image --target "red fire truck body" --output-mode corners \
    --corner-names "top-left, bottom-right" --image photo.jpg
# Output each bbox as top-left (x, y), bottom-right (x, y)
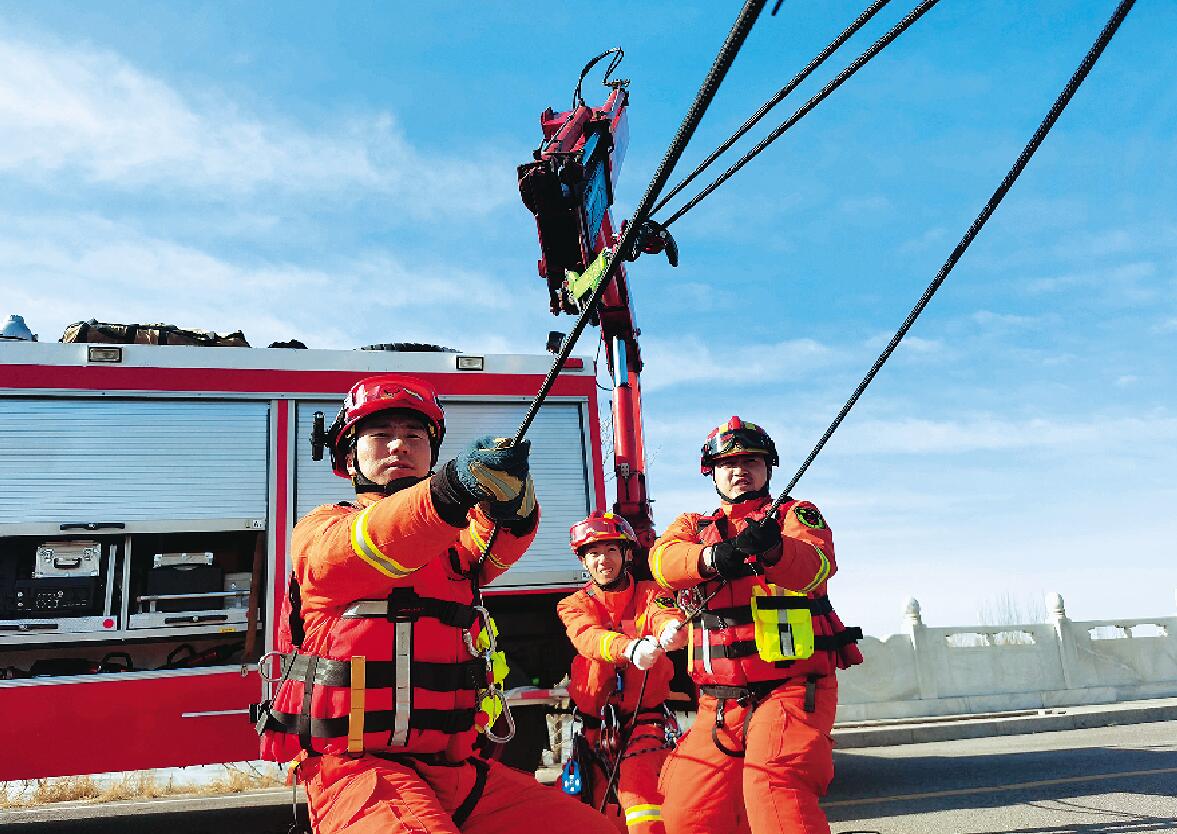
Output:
top-left (0, 341), bottom-right (604, 780)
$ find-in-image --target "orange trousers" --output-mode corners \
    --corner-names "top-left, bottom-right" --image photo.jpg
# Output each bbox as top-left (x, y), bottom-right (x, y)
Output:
top-left (299, 753), bottom-right (618, 833)
top-left (658, 678), bottom-right (838, 834)
top-left (584, 722), bottom-right (672, 834)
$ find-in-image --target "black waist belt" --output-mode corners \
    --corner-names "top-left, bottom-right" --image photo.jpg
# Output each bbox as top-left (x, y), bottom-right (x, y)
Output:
top-left (264, 707), bottom-right (476, 739)
top-left (284, 654), bottom-right (486, 693)
top-left (699, 595), bottom-right (833, 628)
top-left (705, 629), bottom-right (863, 660)
top-left (344, 588), bottom-right (478, 629)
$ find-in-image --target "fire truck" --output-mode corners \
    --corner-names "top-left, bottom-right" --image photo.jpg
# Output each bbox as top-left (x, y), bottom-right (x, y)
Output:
top-left (0, 339), bottom-right (605, 780)
top-left (0, 59), bottom-right (647, 782)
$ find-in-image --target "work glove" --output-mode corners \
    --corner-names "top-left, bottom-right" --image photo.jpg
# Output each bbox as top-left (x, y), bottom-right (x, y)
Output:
top-left (624, 636), bottom-right (662, 671)
top-left (708, 518), bottom-right (781, 579)
top-left (450, 436), bottom-right (531, 505)
top-left (484, 473), bottom-right (537, 524)
top-left (658, 619), bottom-right (687, 651)
top-left (733, 516), bottom-right (781, 556)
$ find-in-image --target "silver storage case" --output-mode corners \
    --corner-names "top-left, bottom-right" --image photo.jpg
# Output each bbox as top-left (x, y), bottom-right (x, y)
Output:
top-left (34, 541), bottom-right (102, 578)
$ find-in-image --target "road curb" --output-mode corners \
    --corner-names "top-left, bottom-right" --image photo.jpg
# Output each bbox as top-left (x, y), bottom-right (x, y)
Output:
top-left (832, 702), bottom-right (1177, 748)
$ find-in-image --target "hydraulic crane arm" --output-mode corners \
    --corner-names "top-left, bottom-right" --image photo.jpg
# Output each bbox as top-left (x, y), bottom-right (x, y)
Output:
top-left (517, 57), bottom-right (657, 549)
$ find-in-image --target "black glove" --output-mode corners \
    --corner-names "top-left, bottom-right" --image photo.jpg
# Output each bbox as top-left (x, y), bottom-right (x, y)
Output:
top-left (709, 540), bottom-right (755, 579)
top-left (733, 517), bottom-right (781, 555)
top-left (709, 518), bottom-right (782, 579)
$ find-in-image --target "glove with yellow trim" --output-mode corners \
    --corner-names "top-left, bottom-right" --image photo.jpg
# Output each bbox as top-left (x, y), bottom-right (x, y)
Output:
top-left (485, 473), bottom-right (536, 523)
top-left (450, 435), bottom-right (531, 504)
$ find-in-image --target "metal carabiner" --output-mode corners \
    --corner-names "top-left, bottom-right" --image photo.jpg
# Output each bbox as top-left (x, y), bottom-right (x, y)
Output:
top-left (463, 605), bottom-right (496, 660)
top-left (256, 650), bottom-right (290, 684)
top-left (481, 687), bottom-right (516, 744)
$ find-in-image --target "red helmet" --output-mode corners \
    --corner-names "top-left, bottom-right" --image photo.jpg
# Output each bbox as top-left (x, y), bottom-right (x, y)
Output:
top-left (700, 416), bottom-right (779, 475)
top-left (325, 374), bottom-right (445, 477)
top-left (569, 511), bottom-right (637, 554)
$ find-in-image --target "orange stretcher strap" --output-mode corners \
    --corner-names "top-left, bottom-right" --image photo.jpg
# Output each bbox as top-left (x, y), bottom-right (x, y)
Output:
top-left (348, 655), bottom-right (366, 753)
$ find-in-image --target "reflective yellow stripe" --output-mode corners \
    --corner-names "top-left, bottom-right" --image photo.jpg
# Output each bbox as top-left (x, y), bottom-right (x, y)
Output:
top-left (350, 506), bottom-right (415, 579)
top-left (625, 804), bottom-right (662, 824)
top-left (601, 631), bottom-right (622, 662)
top-left (650, 541), bottom-right (672, 588)
top-left (801, 545), bottom-right (831, 593)
top-left (468, 525), bottom-right (509, 570)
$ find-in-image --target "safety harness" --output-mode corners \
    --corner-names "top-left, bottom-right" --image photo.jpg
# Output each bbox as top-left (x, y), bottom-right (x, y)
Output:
top-left (684, 512), bottom-right (861, 756)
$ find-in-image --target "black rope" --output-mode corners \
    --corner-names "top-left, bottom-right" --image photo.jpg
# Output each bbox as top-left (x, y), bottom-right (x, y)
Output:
top-left (652, 0), bottom-right (894, 217)
top-left (574, 47), bottom-right (626, 109)
top-left (768, 0), bottom-right (1137, 517)
top-left (479, 0), bottom-right (768, 560)
top-left (659, 0), bottom-right (941, 229)
top-left (598, 669), bottom-right (651, 813)
top-left (538, 48), bottom-right (626, 157)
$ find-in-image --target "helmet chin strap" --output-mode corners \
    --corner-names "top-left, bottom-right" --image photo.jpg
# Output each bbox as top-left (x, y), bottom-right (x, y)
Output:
top-left (716, 482), bottom-right (771, 504)
top-left (349, 439), bottom-right (438, 496)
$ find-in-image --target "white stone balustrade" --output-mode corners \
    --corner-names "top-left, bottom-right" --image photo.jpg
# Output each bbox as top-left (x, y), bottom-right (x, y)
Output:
top-left (836, 592), bottom-right (1177, 721)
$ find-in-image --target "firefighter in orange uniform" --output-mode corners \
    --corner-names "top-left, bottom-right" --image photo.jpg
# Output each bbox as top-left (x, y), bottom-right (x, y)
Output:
top-left (649, 418), bottom-right (863, 834)
top-left (557, 512), bottom-right (687, 834)
top-left (257, 374), bottom-right (616, 834)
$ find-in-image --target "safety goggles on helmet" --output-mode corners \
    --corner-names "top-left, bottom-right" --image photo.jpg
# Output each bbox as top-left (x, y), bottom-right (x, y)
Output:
top-left (323, 374), bottom-right (446, 478)
top-left (699, 416), bottom-right (779, 475)
top-left (569, 511), bottom-right (637, 554)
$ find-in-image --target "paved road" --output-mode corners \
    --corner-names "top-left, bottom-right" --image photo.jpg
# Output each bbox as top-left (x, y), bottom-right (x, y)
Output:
top-left (826, 721), bottom-right (1177, 833)
top-left (4, 721), bottom-right (1175, 833)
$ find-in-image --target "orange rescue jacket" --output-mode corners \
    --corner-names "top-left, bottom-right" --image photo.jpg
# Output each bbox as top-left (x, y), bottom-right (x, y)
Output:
top-left (649, 496), bottom-right (861, 688)
top-left (260, 480), bottom-right (537, 762)
top-left (557, 578), bottom-right (683, 716)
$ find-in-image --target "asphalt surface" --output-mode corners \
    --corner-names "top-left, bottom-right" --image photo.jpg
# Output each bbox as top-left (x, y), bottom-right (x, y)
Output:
top-left (3, 699), bottom-right (1175, 833)
top-left (826, 720), bottom-right (1177, 833)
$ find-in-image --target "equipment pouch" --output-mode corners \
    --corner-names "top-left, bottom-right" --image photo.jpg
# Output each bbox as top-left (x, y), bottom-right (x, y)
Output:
top-left (750, 584), bottom-right (815, 662)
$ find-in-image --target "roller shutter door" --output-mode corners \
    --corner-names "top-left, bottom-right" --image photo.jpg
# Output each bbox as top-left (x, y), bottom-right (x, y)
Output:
top-left (0, 398), bottom-right (269, 526)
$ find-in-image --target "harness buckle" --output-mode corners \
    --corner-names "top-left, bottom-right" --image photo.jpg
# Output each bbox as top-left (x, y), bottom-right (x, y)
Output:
top-left (386, 587), bottom-right (425, 622)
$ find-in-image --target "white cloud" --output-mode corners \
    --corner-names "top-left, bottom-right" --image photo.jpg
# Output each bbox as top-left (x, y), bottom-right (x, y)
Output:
top-left (1026, 261), bottom-right (1157, 297)
top-left (0, 213), bottom-right (515, 349)
top-left (971, 309), bottom-right (1043, 328)
top-left (0, 33), bottom-right (511, 214)
top-left (861, 331), bottom-right (945, 357)
top-left (639, 334), bottom-right (835, 391)
top-left (828, 413), bottom-right (1177, 456)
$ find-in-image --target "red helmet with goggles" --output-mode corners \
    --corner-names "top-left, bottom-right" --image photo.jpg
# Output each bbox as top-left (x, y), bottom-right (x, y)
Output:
top-left (569, 511), bottom-right (637, 555)
top-left (699, 416), bottom-right (779, 475)
top-left (324, 374), bottom-right (445, 478)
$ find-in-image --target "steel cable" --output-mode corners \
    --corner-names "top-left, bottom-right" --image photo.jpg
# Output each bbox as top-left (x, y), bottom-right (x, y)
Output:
top-left (652, 0), bottom-right (894, 217)
top-left (768, 0), bottom-right (1138, 516)
top-left (658, 0), bottom-right (941, 229)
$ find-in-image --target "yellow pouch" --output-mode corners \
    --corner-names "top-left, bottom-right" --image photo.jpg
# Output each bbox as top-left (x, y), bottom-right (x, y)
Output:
top-left (750, 584), bottom-right (815, 662)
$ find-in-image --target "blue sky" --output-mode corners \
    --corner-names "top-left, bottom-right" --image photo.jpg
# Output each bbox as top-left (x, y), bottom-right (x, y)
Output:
top-left (2, 1), bottom-right (1173, 638)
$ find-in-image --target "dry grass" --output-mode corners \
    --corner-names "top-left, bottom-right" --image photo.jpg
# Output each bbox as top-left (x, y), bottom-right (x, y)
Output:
top-left (0, 764), bottom-right (283, 808)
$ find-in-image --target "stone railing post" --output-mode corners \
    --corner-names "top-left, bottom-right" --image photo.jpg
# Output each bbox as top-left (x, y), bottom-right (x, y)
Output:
top-left (1047, 591), bottom-right (1075, 690)
top-left (903, 596), bottom-right (938, 700)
